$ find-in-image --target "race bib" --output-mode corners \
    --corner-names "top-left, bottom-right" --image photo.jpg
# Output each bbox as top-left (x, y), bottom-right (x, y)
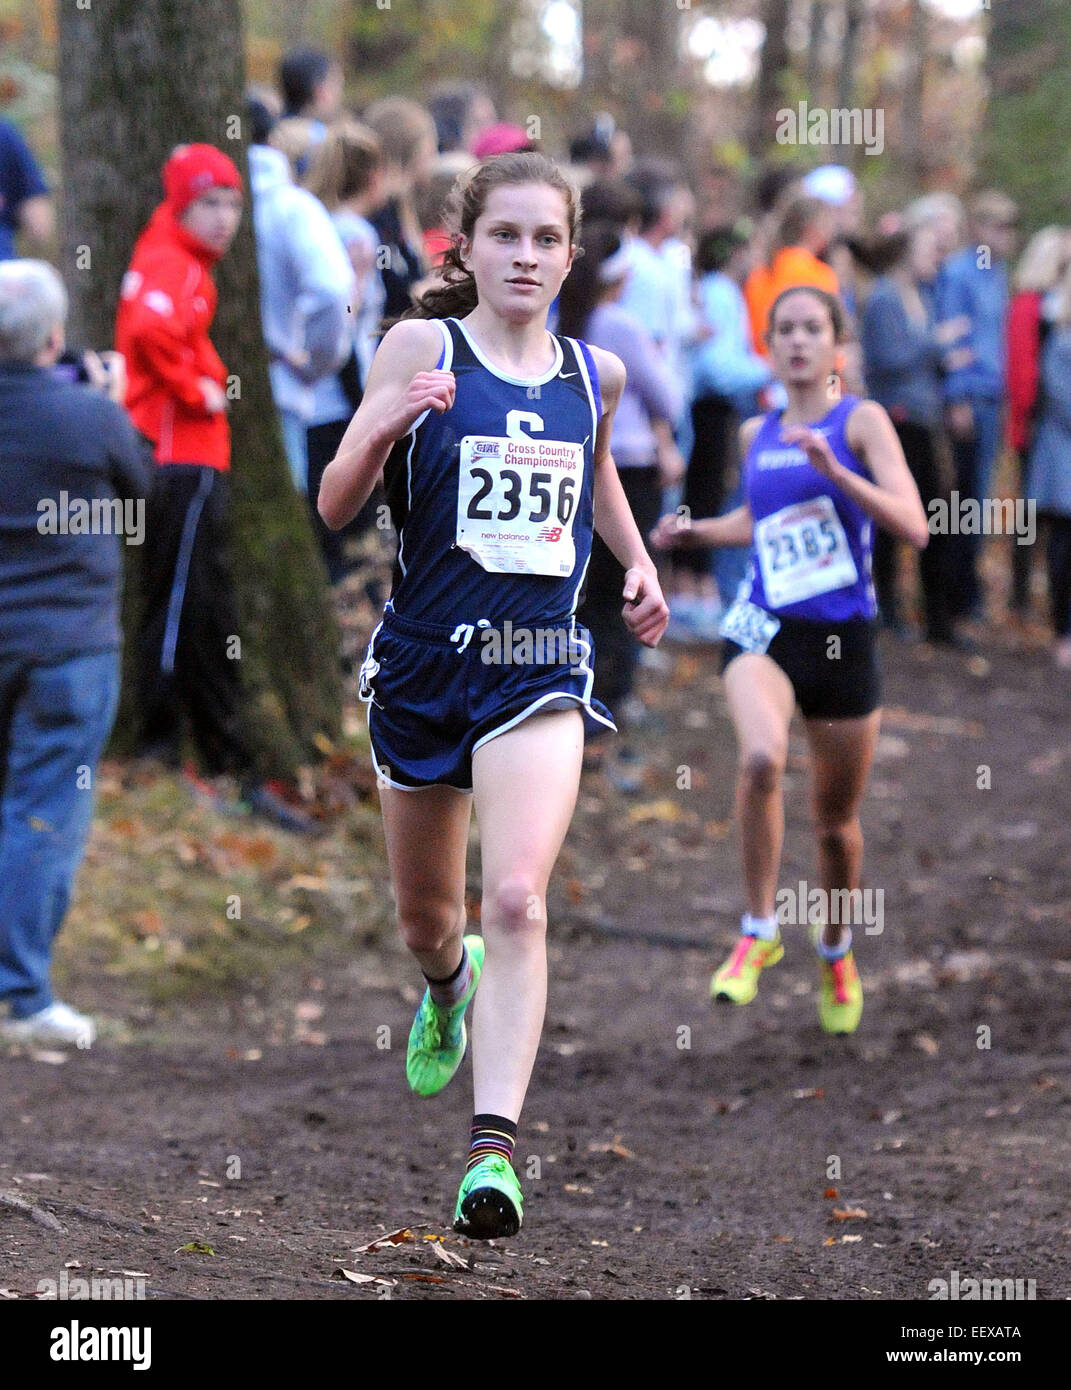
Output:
top-left (719, 599), bottom-right (781, 655)
top-left (755, 494), bottom-right (858, 609)
top-left (456, 434), bottom-right (582, 576)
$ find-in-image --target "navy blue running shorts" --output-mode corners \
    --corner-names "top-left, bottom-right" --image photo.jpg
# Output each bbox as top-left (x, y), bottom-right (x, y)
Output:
top-left (359, 605), bottom-right (617, 791)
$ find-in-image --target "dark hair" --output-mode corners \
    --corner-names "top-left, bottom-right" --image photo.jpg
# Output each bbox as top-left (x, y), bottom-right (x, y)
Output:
top-left (279, 48), bottom-right (331, 116)
top-left (581, 178), bottom-right (642, 231)
top-left (755, 164), bottom-right (802, 216)
top-left (850, 230), bottom-right (910, 276)
top-left (767, 284), bottom-right (847, 342)
top-left (556, 221), bottom-right (622, 339)
top-left (774, 195), bottom-right (831, 253)
top-left (625, 162), bottom-right (680, 235)
top-left (400, 152), bottom-right (581, 323)
top-left (695, 223), bottom-right (749, 276)
top-left (429, 84), bottom-right (478, 154)
top-left (569, 132), bottom-right (612, 166)
top-left (245, 94), bottom-right (277, 147)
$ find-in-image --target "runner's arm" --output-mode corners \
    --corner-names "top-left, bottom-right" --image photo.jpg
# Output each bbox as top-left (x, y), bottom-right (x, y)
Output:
top-left (650, 416), bottom-right (757, 550)
top-left (318, 319), bottom-right (449, 530)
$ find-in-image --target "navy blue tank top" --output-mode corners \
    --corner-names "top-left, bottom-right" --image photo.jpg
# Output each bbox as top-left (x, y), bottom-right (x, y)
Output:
top-left (383, 316), bottom-right (602, 626)
top-left (741, 394), bottom-right (877, 621)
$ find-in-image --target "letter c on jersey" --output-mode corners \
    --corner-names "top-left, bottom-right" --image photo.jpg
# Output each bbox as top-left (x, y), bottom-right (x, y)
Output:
top-left (506, 410), bottom-right (545, 440)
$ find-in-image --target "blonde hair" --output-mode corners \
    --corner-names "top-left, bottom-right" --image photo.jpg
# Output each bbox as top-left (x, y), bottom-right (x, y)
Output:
top-left (363, 97), bottom-right (436, 170)
top-left (1014, 225), bottom-right (1070, 294)
top-left (302, 119), bottom-right (382, 209)
top-left (269, 116), bottom-right (321, 174)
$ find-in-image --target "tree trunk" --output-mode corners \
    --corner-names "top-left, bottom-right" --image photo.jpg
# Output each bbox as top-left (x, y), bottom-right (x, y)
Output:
top-left (749, 0), bottom-right (793, 160)
top-left (806, 0), bottom-right (825, 106)
top-left (833, 0), bottom-right (863, 165)
top-left (57, 0), bottom-right (341, 777)
top-left (901, 0), bottom-right (926, 184)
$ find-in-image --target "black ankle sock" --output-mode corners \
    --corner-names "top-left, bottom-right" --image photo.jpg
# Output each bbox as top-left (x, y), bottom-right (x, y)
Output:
top-left (467, 1113), bottom-right (517, 1171)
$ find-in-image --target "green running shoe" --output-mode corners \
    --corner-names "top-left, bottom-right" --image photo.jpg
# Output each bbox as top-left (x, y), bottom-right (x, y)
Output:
top-left (453, 1155), bottom-right (523, 1240)
top-left (710, 931), bottom-right (784, 1004)
top-left (811, 922), bottom-right (863, 1034)
top-left (406, 935), bottom-right (484, 1097)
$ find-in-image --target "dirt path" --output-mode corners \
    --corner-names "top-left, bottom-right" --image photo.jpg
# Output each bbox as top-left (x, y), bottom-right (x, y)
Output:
top-left (2, 630), bottom-right (1069, 1301)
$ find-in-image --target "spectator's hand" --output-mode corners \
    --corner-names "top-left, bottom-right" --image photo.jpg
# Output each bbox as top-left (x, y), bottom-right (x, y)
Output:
top-left (284, 347), bottom-right (311, 373)
top-left (945, 401), bottom-right (974, 441)
top-left (199, 376), bottom-right (228, 414)
top-left (934, 314), bottom-right (971, 347)
top-left (656, 437), bottom-right (687, 488)
top-left (650, 510), bottom-right (695, 551)
top-left (97, 350), bottom-right (127, 405)
top-left (622, 565), bottom-right (669, 647)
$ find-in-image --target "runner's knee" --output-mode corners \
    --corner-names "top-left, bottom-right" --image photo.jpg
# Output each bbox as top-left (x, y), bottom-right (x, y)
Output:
top-left (739, 744), bottom-right (786, 795)
top-left (815, 816), bottom-right (861, 858)
top-left (395, 899), bottom-right (464, 955)
top-left (485, 875), bottom-right (546, 934)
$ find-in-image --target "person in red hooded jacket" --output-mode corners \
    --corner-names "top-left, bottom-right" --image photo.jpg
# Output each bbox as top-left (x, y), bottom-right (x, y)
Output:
top-left (116, 143), bottom-right (309, 830)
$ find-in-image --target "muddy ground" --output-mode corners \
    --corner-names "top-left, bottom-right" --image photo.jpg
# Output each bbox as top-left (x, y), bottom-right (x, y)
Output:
top-left (1, 617), bottom-right (1069, 1303)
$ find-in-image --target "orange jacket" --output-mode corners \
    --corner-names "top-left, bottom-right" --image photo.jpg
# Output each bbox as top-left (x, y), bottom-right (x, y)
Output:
top-left (115, 204), bottom-right (230, 469)
top-left (744, 246), bottom-right (840, 359)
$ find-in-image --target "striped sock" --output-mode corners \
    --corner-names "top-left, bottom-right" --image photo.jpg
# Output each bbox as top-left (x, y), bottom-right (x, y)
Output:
top-left (467, 1114), bottom-right (517, 1172)
top-left (424, 941), bottom-right (472, 1009)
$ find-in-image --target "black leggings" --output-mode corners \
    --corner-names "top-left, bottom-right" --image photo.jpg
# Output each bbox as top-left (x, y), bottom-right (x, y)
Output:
top-left (872, 420), bottom-right (953, 640)
top-left (306, 419), bottom-right (380, 585)
top-left (1044, 512), bottom-right (1071, 637)
top-left (674, 394), bottom-right (737, 579)
top-left (576, 465), bottom-right (662, 721)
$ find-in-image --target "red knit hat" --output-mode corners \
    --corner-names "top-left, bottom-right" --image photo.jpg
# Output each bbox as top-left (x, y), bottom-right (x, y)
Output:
top-left (162, 143), bottom-right (243, 216)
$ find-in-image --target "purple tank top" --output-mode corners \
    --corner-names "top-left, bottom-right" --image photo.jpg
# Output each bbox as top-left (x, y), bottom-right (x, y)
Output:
top-left (740, 395), bottom-right (877, 621)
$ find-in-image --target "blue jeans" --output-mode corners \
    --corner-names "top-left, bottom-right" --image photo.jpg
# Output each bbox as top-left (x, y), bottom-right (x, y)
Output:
top-left (949, 396), bottom-right (1003, 617)
top-left (279, 409), bottom-right (309, 493)
top-left (0, 649), bottom-right (120, 1018)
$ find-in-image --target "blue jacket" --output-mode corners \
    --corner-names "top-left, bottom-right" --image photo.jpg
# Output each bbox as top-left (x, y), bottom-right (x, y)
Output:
top-left (1027, 327), bottom-right (1071, 517)
top-left (691, 272), bottom-right (772, 413)
top-left (0, 364), bottom-right (152, 661)
top-left (933, 246), bottom-right (1009, 402)
top-left (861, 276), bottom-right (943, 428)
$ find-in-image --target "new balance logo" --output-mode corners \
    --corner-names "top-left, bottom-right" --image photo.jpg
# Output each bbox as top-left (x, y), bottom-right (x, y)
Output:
top-left (536, 526), bottom-right (563, 542)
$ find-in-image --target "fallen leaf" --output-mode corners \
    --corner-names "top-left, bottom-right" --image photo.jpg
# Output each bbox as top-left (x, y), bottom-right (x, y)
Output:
top-left (913, 1033), bottom-right (939, 1056)
top-left (333, 1268), bottom-right (383, 1285)
top-left (792, 1087), bottom-right (825, 1100)
top-left (353, 1227), bottom-right (413, 1254)
top-left (431, 1243), bottom-right (470, 1270)
top-left (832, 1206), bottom-right (868, 1221)
top-left (174, 1242), bottom-right (215, 1255)
top-left (823, 1236), bottom-right (836, 1246)
top-left (824, 1187), bottom-right (839, 1199)
top-left (29, 1050), bottom-right (68, 1066)
top-left (841, 1234), bottom-right (863, 1243)
top-left (293, 1000), bottom-right (324, 1023)
top-left (627, 799), bottom-right (682, 825)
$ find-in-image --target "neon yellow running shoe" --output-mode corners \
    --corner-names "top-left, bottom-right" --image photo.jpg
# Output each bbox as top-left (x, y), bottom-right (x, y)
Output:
top-left (811, 924), bottom-right (863, 1034)
top-left (453, 1155), bottom-right (523, 1240)
top-left (710, 931), bottom-right (784, 1004)
top-left (406, 935), bottom-right (484, 1097)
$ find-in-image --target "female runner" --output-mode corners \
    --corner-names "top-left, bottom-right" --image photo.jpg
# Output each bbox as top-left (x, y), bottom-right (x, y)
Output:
top-left (653, 285), bottom-right (928, 1033)
top-left (319, 152), bottom-right (668, 1236)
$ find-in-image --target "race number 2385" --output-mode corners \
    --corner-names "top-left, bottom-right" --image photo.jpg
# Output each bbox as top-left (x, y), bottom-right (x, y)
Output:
top-left (456, 434), bottom-right (583, 576)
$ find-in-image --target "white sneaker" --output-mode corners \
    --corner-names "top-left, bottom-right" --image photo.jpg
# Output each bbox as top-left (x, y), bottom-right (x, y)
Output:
top-left (1, 1001), bottom-right (96, 1048)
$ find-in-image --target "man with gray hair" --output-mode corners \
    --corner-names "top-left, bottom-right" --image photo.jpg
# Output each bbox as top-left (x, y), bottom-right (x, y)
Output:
top-left (0, 259), bottom-right (151, 1047)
